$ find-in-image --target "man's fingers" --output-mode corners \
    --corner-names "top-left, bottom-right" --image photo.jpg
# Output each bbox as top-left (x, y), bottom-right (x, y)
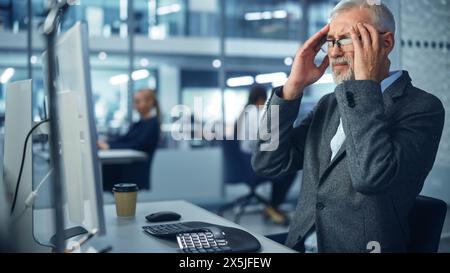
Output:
top-left (357, 23), bottom-right (371, 48)
top-left (318, 55), bottom-right (330, 73)
top-left (349, 26), bottom-right (362, 51)
top-left (303, 24), bottom-right (329, 50)
top-left (314, 36), bottom-right (327, 53)
top-left (363, 23), bottom-right (380, 50)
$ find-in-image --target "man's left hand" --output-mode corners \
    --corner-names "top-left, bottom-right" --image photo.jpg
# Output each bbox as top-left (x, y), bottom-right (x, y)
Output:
top-left (349, 23), bottom-right (389, 83)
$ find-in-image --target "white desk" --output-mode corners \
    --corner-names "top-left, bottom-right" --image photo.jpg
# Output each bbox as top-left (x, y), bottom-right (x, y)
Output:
top-left (98, 149), bottom-right (148, 165)
top-left (35, 200), bottom-right (295, 253)
top-left (35, 149), bottom-right (148, 165)
top-left (95, 200), bottom-right (294, 253)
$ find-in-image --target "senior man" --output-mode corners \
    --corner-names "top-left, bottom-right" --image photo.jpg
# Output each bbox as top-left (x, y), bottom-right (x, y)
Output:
top-left (252, 0), bottom-right (445, 253)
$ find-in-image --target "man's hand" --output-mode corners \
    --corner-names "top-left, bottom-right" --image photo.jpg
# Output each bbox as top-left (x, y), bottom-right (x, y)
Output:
top-left (97, 140), bottom-right (110, 150)
top-left (283, 24), bottom-right (330, 100)
top-left (350, 23), bottom-right (389, 83)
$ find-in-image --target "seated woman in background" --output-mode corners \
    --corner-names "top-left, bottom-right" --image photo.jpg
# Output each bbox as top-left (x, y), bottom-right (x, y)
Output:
top-left (99, 88), bottom-right (161, 191)
top-left (237, 85), bottom-right (296, 225)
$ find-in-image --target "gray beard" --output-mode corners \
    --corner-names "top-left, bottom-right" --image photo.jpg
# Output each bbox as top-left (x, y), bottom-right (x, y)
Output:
top-left (331, 57), bottom-right (355, 84)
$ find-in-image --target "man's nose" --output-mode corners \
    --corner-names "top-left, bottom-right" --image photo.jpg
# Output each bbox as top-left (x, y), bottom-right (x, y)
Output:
top-left (328, 44), bottom-right (343, 58)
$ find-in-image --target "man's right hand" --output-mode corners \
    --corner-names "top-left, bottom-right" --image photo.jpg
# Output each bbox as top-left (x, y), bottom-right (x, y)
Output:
top-left (283, 24), bottom-right (330, 100)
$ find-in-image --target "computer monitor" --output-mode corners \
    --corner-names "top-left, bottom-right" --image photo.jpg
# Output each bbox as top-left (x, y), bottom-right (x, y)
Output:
top-left (3, 80), bottom-right (32, 202)
top-left (0, 160), bottom-right (11, 252)
top-left (1, 80), bottom-right (52, 252)
top-left (2, 80), bottom-right (43, 251)
top-left (43, 21), bottom-right (105, 235)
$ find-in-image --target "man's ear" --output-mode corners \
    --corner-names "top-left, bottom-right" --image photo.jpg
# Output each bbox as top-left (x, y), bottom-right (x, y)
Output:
top-left (383, 32), bottom-right (395, 55)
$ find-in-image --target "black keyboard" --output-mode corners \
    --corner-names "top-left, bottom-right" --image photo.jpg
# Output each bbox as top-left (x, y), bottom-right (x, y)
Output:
top-left (142, 221), bottom-right (261, 253)
top-left (142, 221), bottom-right (209, 238)
top-left (176, 226), bottom-right (232, 253)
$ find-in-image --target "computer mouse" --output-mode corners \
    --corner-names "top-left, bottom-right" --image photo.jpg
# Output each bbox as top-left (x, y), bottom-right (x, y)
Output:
top-left (145, 211), bottom-right (182, 222)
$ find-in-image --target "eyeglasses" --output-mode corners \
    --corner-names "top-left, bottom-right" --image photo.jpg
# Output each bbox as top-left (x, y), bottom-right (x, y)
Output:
top-left (322, 32), bottom-right (387, 52)
top-left (326, 37), bottom-right (353, 49)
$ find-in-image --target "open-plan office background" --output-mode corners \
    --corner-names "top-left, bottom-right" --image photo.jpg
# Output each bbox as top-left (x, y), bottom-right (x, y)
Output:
top-left (0, 0), bottom-right (449, 242)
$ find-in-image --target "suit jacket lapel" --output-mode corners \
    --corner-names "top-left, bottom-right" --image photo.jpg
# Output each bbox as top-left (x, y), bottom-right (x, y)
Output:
top-left (318, 95), bottom-right (340, 183)
top-left (318, 121), bottom-right (346, 185)
top-left (318, 71), bottom-right (411, 185)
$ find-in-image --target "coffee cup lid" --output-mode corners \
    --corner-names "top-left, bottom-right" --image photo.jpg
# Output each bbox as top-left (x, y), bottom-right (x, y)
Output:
top-left (112, 183), bottom-right (139, 192)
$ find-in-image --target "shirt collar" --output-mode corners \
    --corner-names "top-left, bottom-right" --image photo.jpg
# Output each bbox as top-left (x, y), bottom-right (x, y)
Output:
top-left (381, 70), bottom-right (403, 93)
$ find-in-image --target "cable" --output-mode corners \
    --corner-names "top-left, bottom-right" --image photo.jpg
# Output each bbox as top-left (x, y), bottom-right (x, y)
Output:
top-left (24, 167), bottom-right (54, 208)
top-left (98, 246), bottom-right (113, 253)
top-left (11, 167), bottom-right (53, 224)
top-left (65, 228), bottom-right (99, 253)
top-left (12, 167), bottom-right (54, 220)
top-left (10, 119), bottom-right (50, 215)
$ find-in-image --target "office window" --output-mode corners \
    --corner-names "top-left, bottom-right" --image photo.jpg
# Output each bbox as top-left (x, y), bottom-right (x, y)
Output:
top-left (225, 0), bottom-right (303, 40)
top-left (186, 0), bottom-right (219, 37)
top-left (55, 0), bottom-right (129, 38)
top-left (89, 53), bottom-right (130, 136)
top-left (0, 0), bottom-right (28, 33)
top-left (307, 1), bottom-right (336, 37)
top-left (134, 0), bottom-right (188, 39)
top-left (0, 66), bottom-right (27, 117)
top-left (134, 0), bottom-right (220, 38)
top-left (0, 52), bottom-right (27, 118)
top-left (179, 69), bottom-right (219, 147)
top-left (30, 54), bottom-right (46, 122)
top-left (28, 0), bottom-right (131, 38)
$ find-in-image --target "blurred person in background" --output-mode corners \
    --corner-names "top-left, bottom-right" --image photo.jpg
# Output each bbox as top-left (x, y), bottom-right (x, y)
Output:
top-left (237, 85), bottom-right (296, 225)
top-left (99, 88), bottom-right (161, 191)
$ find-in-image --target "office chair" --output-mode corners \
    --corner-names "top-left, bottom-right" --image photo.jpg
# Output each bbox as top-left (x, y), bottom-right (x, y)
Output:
top-left (265, 232), bottom-right (288, 245)
top-left (265, 195), bottom-right (448, 253)
top-left (102, 154), bottom-right (155, 191)
top-left (217, 137), bottom-right (271, 223)
top-left (408, 195), bottom-right (447, 252)
top-left (124, 157), bottom-right (153, 190)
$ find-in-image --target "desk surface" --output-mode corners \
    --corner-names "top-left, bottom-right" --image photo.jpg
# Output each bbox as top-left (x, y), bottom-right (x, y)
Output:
top-left (98, 149), bottom-right (147, 164)
top-left (88, 200), bottom-right (295, 253)
top-left (35, 149), bottom-right (148, 165)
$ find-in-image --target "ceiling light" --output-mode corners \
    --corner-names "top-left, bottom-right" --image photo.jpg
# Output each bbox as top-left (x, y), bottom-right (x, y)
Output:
top-left (227, 76), bottom-right (254, 87)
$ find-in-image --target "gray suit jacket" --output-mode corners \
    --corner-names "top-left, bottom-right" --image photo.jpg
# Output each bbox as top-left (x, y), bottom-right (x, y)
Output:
top-left (252, 71), bottom-right (445, 253)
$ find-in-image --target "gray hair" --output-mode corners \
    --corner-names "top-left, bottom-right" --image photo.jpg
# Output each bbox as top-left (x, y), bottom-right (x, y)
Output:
top-left (330, 0), bottom-right (396, 34)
